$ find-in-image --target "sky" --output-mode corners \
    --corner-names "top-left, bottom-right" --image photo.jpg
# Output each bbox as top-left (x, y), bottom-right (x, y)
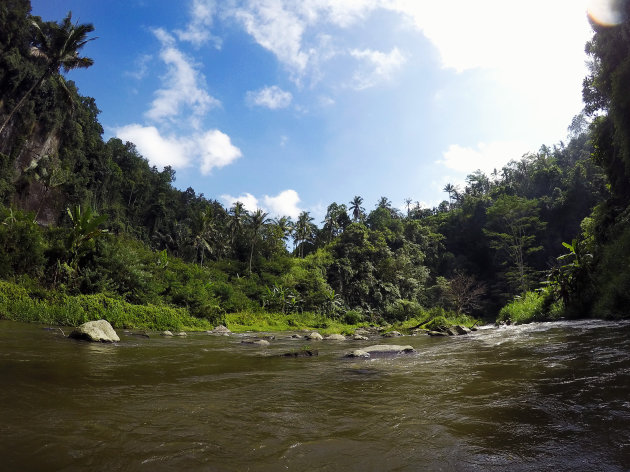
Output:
top-left (30, 0), bottom-right (604, 223)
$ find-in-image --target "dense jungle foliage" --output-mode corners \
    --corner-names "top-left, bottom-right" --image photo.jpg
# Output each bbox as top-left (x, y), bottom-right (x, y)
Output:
top-left (0, 0), bottom-right (628, 329)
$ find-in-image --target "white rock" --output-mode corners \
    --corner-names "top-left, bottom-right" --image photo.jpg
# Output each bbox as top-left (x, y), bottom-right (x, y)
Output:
top-left (69, 320), bottom-right (120, 343)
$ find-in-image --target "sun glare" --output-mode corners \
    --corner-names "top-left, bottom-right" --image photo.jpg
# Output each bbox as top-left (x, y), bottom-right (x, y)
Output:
top-left (587, 0), bottom-right (626, 26)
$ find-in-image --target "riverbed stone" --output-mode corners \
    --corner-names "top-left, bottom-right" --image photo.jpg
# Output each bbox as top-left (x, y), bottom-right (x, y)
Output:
top-left (307, 332), bottom-right (323, 340)
top-left (447, 325), bottom-right (469, 336)
top-left (427, 330), bottom-right (448, 337)
top-left (241, 338), bottom-right (270, 346)
top-left (161, 330), bottom-right (174, 336)
top-left (69, 320), bottom-right (120, 343)
top-left (353, 334), bottom-right (369, 341)
top-left (345, 344), bottom-right (414, 358)
top-left (208, 325), bottom-right (231, 335)
top-left (174, 332), bottom-right (187, 337)
top-left (346, 349), bottom-right (371, 358)
top-left (382, 331), bottom-right (402, 337)
top-left (324, 334), bottom-right (346, 341)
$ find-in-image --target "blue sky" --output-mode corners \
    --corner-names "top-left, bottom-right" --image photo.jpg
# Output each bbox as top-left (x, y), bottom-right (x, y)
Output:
top-left (31, 0), bottom-right (599, 222)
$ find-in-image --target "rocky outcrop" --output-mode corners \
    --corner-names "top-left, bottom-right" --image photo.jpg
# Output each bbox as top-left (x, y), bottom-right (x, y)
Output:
top-left (345, 344), bottom-right (415, 358)
top-left (69, 320), bottom-right (120, 343)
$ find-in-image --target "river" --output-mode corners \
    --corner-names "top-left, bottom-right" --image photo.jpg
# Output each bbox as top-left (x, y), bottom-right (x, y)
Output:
top-left (1, 320), bottom-right (629, 471)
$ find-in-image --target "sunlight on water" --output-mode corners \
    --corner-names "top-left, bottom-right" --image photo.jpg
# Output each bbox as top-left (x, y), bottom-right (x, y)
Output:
top-left (588, 0), bottom-right (626, 26)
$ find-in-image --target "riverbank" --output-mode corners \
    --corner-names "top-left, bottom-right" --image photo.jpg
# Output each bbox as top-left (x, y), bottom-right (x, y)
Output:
top-left (0, 280), bottom-right (479, 334)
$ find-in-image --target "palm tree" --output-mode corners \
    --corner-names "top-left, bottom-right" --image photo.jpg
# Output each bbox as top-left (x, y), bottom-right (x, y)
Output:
top-left (443, 183), bottom-right (456, 208)
top-left (0, 12), bottom-right (96, 135)
top-left (247, 209), bottom-right (268, 275)
top-left (227, 201), bottom-right (246, 245)
top-left (191, 209), bottom-right (215, 267)
top-left (294, 211), bottom-right (315, 258)
top-left (349, 196), bottom-right (364, 222)
top-left (404, 197), bottom-right (412, 217)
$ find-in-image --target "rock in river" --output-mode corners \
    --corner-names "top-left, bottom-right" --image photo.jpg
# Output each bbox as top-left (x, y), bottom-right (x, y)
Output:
top-left (69, 320), bottom-right (120, 343)
top-left (324, 334), bottom-right (346, 341)
top-left (307, 332), bottom-right (323, 341)
top-left (345, 344), bottom-right (415, 358)
top-left (208, 325), bottom-right (231, 335)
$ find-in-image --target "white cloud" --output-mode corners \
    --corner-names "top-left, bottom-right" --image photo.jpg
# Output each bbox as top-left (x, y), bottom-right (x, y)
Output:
top-left (246, 85), bottom-right (293, 109)
top-left (175, 0), bottom-right (221, 47)
top-left (198, 130), bottom-right (242, 175)
top-left (438, 141), bottom-right (529, 175)
top-left (115, 124), bottom-right (191, 169)
top-left (230, 1), bottom-right (310, 75)
top-left (220, 189), bottom-right (303, 218)
top-left (263, 189), bottom-right (302, 219)
top-left (146, 29), bottom-right (220, 125)
top-left (349, 47), bottom-right (406, 89)
top-left (220, 193), bottom-right (260, 213)
top-left (115, 125), bottom-right (241, 174)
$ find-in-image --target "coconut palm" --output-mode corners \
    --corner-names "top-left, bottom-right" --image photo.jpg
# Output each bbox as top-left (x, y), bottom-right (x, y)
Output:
top-left (247, 209), bottom-right (269, 275)
top-left (349, 195), bottom-right (364, 222)
top-left (293, 211), bottom-right (315, 258)
top-left (0, 12), bottom-right (96, 135)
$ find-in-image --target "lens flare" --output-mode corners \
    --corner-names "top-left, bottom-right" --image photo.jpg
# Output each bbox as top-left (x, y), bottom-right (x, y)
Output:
top-left (587, 0), bottom-right (626, 26)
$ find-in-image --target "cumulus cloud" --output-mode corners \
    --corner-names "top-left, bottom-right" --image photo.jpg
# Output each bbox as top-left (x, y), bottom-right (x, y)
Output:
top-left (220, 189), bottom-right (303, 218)
top-left (263, 189), bottom-right (302, 219)
top-left (115, 125), bottom-right (241, 174)
top-left (437, 141), bottom-right (529, 175)
top-left (349, 47), bottom-right (406, 89)
top-left (198, 130), bottom-right (243, 174)
top-left (146, 28), bottom-right (220, 125)
top-left (246, 85), bottom-right (293, 109)
top-left (220, 192), bottom-right (260, 213)
top-left (115, 124), bottom-right (191, 169)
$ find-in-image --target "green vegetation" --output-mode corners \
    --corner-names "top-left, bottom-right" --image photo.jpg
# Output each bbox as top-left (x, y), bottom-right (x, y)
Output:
top-left (0, 1), bottom-right (629, 331)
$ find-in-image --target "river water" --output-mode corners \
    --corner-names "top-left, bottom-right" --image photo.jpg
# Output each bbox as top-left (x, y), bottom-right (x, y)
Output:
top-left (1, 320), bottom-right (629, 471)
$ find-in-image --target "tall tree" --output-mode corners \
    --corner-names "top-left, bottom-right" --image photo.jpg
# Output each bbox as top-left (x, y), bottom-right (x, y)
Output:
top-left (247, 209), bottom-right (268, 274)
top-left (294, 211), bottom-right (315, 258)
top-left (484, 195), bottom-right (546, 295)
top-left (0, 11), bottom-right (95, 135)
top-left (349, 195), bottom-right (365, 222)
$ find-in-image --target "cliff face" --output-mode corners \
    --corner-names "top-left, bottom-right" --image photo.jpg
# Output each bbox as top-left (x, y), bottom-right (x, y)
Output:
top-left (1, 116), bottom-right (64, 225)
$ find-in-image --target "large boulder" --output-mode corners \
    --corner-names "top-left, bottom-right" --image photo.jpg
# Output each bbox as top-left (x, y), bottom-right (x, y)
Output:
top-left (307, 332), bottom-right (323, 341)
top-left (69, 320), bottom-right (120, 343)
top-left (345, 344), bottom-right (414, 358)
top-left (446, 325), bottom-right (470, 336)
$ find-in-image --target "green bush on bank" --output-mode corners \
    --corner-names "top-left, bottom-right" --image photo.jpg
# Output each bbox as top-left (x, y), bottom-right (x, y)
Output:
top-left (497, 289), bottom-right (562, 324)
top-left (0, 280), bottom-right (212, 331)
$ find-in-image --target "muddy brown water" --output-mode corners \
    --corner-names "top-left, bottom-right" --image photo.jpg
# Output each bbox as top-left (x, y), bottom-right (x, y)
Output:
top-left (1, 320), bottom-right (629, 471)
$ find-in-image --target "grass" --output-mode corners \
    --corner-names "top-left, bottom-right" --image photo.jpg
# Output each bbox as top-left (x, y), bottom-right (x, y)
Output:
top-left (224, 311), bottom-right (362, 334)
top-left (0, 280), bottom-right (212, 331)
top-left (497, 290), bottom-right (562, 324)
